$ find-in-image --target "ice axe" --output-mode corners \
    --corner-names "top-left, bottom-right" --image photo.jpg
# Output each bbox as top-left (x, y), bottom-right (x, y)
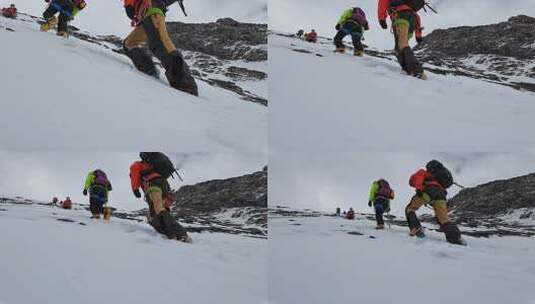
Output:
top-left (423, 3), bottom-right (438, 14)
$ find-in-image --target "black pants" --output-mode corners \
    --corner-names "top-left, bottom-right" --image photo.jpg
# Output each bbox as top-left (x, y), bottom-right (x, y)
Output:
top-left (333, 20), bottom-right (364, 51)
top-left (43, 0), bottom-right (73, 33)
top-left (373, 197), bottom-right (390, 225)
top-left (89, 185), bottom-right (107, 215)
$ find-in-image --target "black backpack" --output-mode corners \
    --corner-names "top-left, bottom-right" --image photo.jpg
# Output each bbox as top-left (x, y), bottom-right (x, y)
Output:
top-left (139, 152), bottom-right (177, 179)
top-left (391, 0), bottom-right (426, 12)
top-left (426, 160), bottom-right (453, 189)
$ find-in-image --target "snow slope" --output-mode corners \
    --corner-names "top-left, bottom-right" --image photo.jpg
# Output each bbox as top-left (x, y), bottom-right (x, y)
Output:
top-left (269, 213), bottom-right (535, 304)
top-left (0, 201), bottom-right (267, 304)
top-left (269, 33), bottom-right (535, 153)
top-left (0, 16), bottom-right (266, 155)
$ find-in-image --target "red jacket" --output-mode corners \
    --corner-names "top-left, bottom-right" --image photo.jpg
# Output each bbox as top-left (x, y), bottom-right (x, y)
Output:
top-left (377, 0), bottom-right (423, 39)
top-left (409, 169), bottom-right (442, 191)
top-left (1, 7), bottom-right (17, 17)
top-left (129, 161), bottom-right (162, 192)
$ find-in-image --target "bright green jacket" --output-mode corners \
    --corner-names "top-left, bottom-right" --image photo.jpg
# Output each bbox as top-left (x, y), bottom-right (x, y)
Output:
top-left (338, 9), bottom-right (355, 25)
top-left (368, 181), bottom-right (394, 202)
top-left (368, 181), bottom-right (380, 202)
top-left (83, 172), bottom-right (111, 193)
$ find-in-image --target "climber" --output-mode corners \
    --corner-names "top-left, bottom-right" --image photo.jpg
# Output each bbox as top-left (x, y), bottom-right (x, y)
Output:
top-left (334, 7), bottom-right (369, 56)
top-left (1, 4), bottom-right (18, 18)
top-left (346, 207), bottom-right (355, 220)
top-left (406, 160), bottom-right (464, 245)
top-left (377, 0), bottom-right (426, 78)
top-left (296, 29), bottom-right (304, 38)
top-left (122, 0), bottom-right (198, 96)
top-left (336, 207), bottom-right (341, 216)
top-left (40, 0), bottom-right (86, 37)
top-left (304, 29), bottom-right (318, 43)
top-left (83, 169), bottom-right (113, 219)
top-left (61, 196), bottom-right (72, 209)
top-left (130, 152), bottom-right (191, 243)
top-left (368, 179), bottom-right (395, 229)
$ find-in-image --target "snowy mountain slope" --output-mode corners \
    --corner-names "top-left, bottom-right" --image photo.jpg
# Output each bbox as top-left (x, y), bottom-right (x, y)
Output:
top-left (269, 212), bottom-right (535, 304)
top-left (0, 200), bottom-right (267, 304)
top-left (269, 33), bottom-right (535, 153)
top-left (0, 14), bottom-right (266, 153)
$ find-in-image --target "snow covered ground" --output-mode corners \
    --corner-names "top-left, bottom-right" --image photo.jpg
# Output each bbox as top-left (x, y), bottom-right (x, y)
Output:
top-left (269, 33), bottom-right (535, 153)
top-left (269, 214), bottom-right (535, 304)
top-left (0, 16), bottom-right (266, 156)
top-left (0, 202), bottom-right (267, 304)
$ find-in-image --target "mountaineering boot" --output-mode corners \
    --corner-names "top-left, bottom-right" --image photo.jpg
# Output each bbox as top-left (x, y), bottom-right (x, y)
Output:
top-left (442, 222), bottom-right (465, 245)
top-left (40, 16), bottom-right (58, 32)
top-left (334, 47), bottom-right (346, 54)
top-left (123, 46), bottom-right (160, 79)
top-left (354, 49), bottom-right (364, 57)
top-left (163, 51), bottom-right (199, 96)
top-left (375, 224), bottom-right (385, 230)
top-left (409, 227), bottom-right (425, 238)
top-left (57, 31), bottom-right (69, 38)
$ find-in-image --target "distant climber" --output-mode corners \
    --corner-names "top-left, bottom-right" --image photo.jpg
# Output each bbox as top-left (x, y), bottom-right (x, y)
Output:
top-left (50, 197), bottom-right (59, 206)
top-left (122, 0), bottom-right (198, 96)
top-left (130, 152), bottom-right (191, 242)
top-left (336, 207), bottom-right (341, 216)
top-left (304, 29), bottom-right (318, 43)
top-left (60, 196), bottom-right (72, 209)
top-left (40, 0), bottom-right (86, 37)
top-left (377, 0), bottom-right (427, 78)
top-left (1, 4), bottom-right (18, 18)
top-left (296, 29), bottom-right (304, 38)
top-left (334, 7), bottom-right (369, 56)
top-left (83, 169), bottom-right (112, 219)
top-left (346, 207), bottom-right (355, 220)
top-left (368, 179), bottom-right (394, 229)
top-left (406, 160), bottom-right (464, 245)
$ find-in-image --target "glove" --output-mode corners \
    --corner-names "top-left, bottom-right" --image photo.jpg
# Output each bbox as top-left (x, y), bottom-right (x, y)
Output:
top-left (133, 189), bottom-right (142, 198)
top-left (83, 189), bottom-right (87, 196)
top-left (379, 20), bottom-right (388, 30)
top-left (416, 36), bottom-right (424, 44)
top-left (335, 23), bottom-right (341, 31)
top-left (368, 201), bottom-right (372, 207)
top-left (125, 5), bottom-right (136, 20)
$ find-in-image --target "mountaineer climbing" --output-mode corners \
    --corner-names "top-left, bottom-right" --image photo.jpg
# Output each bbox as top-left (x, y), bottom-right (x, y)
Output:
top-left (406, 160), bottom-right (464, 245)
top-left (130, 152), bottom-right (191, 243)
top-left (122, 0), bottom-right (198, 96)
top-left (61, 196), bottom-right (72, 209)
top-left (40, 0), bottom-right (86, 37)
top-left (346, 207), bottom-right (355, 220)
top-left (377, 0), bottom-right (427, 78)
top-left (334, 7), bottom-right (369, 56)
top-left (368, 179), bottom-right (394, 229)
top-left (304, 29), bottom-right (318, 43)
top-left (83, 169), bottom-right (113, 219)
top-left (1, 4), bottom-right (18, 18)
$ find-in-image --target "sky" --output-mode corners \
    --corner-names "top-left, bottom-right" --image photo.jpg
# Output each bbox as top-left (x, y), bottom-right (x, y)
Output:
top-left (0, 151), bottom-right (264, 211)
top-left (8, 0), bottom-right (267, 36)
top-left (269, 152), bottom-right (535, 215)
top-left (269, 0), bottom-right (535, 50)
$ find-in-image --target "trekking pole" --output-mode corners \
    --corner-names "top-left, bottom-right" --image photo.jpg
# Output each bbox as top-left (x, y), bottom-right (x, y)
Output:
top-left (424, 3), bottom-right (438, 14)
top-left (178, 0), bottom-right (188, 17)
top-left (174, 169), bottom-right (184, 182)
top-left (453, 182), bottom-right (466, 189)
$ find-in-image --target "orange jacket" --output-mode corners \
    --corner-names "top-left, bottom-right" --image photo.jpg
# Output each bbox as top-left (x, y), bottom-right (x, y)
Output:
top-left (129, 161), bottom-right (162, 192)
top-left (377, 0), bottom-right (423, 39)
top-left (124, 0), bottom-right (137, 6)
top-left (409, 169), bottom-right (442, 191)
